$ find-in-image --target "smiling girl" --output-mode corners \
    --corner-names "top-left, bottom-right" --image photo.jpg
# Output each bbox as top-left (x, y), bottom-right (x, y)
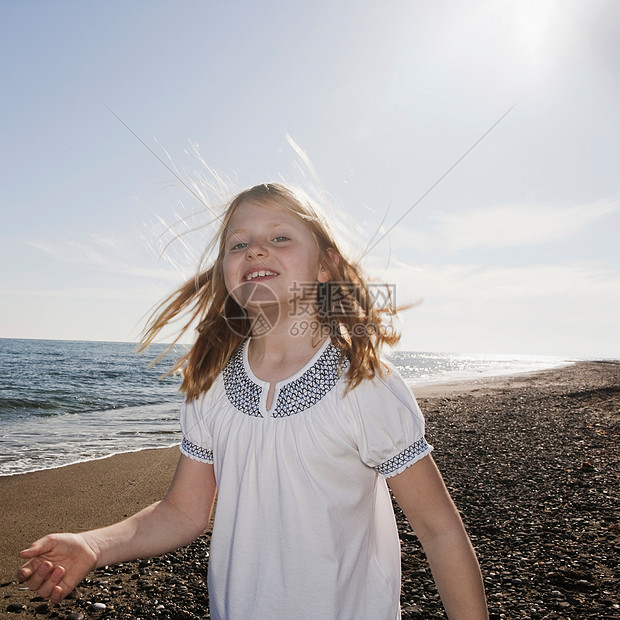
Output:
top-left (18, 183), bottom-right (488, 619)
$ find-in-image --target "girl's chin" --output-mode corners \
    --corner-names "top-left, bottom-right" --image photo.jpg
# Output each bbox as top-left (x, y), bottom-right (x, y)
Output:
top-left (230, 280), bottom-right (281, 308)
top-left (244, 300), bottom-right (281, 311)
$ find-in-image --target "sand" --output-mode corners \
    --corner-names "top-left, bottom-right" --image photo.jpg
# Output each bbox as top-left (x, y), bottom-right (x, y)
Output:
top-left (0, 449), bottom-right (180, 582)
top-left (1, 361), bottom-right (618, 619)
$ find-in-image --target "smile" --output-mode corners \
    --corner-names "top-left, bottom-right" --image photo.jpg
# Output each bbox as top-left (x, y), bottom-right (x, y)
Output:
top-left (244, 270), bottom-right (279, 281)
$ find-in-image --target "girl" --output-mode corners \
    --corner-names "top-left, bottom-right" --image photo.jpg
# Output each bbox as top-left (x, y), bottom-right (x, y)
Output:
top-left (18, 183), bottom-right (488, 619)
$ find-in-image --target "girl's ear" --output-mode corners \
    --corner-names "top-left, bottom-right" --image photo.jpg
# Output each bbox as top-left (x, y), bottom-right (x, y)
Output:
top-left (317, 248), bottom-right (340, 283)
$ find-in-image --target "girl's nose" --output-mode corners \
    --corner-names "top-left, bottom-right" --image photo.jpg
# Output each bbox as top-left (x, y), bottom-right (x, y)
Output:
top-left (246, 240), bottom-right (267, 258)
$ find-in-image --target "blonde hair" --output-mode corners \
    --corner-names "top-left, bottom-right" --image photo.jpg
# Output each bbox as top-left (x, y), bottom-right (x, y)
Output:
top-left (140, 182), bottom-right (400, 400)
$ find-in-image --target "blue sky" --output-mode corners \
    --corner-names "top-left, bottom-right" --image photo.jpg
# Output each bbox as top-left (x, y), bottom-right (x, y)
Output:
top-left (1, 0), bottom-right (619, 358)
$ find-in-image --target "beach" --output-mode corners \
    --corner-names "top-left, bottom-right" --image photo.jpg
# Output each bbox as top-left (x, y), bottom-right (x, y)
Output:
top-left (1, 361), bottom-right (618, 619)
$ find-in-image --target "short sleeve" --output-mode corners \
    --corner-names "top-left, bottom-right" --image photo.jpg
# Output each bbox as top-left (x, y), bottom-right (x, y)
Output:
top-left (179, 393), bottom-right (214, 464)
top-left (349, 362), bottom-right (433, 478)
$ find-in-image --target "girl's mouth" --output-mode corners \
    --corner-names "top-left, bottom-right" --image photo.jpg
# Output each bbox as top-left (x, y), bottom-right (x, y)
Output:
top-left (243, 269), bottom-right (279, 282)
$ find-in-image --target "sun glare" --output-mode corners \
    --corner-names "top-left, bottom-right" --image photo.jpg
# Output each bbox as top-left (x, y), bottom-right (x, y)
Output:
top-left (513, 0), bottom-right (561, 65)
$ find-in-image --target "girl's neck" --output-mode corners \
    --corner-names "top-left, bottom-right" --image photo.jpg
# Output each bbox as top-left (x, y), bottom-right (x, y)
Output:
top-left (249, 324), bottom-right (325, 359)
top-left (246, 315), bottom-right (327, 382)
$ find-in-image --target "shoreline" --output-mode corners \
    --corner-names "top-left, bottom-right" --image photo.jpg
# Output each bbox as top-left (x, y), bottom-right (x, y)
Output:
top-left (0, 444), bottom-right (181, 481)
top-left (1, 361), bottom-right (618, 618)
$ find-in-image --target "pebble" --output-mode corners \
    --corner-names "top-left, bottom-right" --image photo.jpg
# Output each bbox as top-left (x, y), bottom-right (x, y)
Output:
top-left (90, 602), bottom-right (107, 611)
top-left (66, 613), bottom-right (86, 620)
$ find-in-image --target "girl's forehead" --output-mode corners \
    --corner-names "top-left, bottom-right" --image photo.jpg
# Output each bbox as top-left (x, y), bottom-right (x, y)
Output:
top-left (227, 199), bottom-right (305, 228)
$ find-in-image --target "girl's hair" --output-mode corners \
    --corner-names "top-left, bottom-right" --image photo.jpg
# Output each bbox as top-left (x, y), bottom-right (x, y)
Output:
top-left (140, 182), bottom-right (401, 400)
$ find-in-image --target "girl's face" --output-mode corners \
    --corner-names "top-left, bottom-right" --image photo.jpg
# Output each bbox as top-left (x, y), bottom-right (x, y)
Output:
top-left (222, 200), bottom-right (330, 314)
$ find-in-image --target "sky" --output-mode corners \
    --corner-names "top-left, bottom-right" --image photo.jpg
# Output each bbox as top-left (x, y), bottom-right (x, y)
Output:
top-left (1, 0), bottom-right (619, 359)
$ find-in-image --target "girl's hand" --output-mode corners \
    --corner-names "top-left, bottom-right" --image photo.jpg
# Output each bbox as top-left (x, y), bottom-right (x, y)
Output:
top-left (17, 533), bottom-right (99, 603)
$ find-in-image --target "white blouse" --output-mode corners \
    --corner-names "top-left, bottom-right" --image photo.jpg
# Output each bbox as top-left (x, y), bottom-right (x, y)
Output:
top-left (180, 338), bottom-right (432, 620)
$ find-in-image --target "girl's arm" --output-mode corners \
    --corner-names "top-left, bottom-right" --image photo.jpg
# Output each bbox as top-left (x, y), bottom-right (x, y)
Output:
top-left (17, 454), bottom-right (216, 603)
top-left (387, 455), bottom-right (488, 620)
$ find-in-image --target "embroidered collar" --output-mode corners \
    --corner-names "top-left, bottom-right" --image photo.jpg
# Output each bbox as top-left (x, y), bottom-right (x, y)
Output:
top-left (222, 340), bottom-right (348, 418)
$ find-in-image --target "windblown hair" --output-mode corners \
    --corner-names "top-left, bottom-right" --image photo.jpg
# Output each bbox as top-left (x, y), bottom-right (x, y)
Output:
top-left (139, 182), bottom-right (401, 400)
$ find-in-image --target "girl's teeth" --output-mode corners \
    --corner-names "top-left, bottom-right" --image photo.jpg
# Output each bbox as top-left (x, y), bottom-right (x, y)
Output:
top-left (246, 270), bottom-right (275, 280)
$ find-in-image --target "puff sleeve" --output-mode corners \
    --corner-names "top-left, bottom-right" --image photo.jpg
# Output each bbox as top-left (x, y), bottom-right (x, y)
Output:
top-left (179, 392), bottom-right (214, 464)
top-left (348, 362), bottom-right (433, 478)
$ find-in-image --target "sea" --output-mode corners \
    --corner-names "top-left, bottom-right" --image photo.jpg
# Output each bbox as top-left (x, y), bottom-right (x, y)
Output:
top-left (0, 338), bottom-right (574, 477)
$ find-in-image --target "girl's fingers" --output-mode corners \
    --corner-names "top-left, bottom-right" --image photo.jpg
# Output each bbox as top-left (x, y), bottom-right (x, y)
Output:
top-left (19, 547), bottom-right (38, 559)
top-left (19, 538), bottom-right (53, 558)
top-left (17, 565), bottom-right (33, 581)
top-left (50, 584), bottom-right (65, 604)
top-left (37, 566), bottom-right (65, 600)
top-left (24, 560), bottom-right (53, 592)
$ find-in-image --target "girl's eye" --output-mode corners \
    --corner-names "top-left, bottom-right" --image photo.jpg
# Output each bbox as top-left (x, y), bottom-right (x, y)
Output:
top-left (230, 242), bottom-right (248, 251)
top-left (273, 236), bottom-right (290, 242)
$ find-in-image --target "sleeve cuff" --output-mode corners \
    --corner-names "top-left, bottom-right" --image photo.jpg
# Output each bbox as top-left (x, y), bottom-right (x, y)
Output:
top-left (375, 437), bottom-right (433, 479)
top-left (180, 437), bottom-right (214, 464)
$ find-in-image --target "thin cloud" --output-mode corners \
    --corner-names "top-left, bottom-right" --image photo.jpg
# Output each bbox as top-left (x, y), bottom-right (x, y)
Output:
top-left (381, 200), bottom-right (618, 254)
top-left (388, 260), bottom-right (620, 301)
top-left (1, 286), bottom-right (157, 300)
top-left (433, 201), bottom-right (618, 251)
top-left (384, 260), bottom-right (620, 356)
top-left (27, 239), bottom-right (109, 265)
top-left (25, 235), bottom-right (184, 282)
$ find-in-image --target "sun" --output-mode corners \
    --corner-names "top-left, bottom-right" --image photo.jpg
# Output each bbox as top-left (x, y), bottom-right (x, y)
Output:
top-left (513, 0), bottom-right (562, 67)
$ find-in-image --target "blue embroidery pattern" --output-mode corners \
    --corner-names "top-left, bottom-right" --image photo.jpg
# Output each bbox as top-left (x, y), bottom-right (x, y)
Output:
top-left (272, 345), bottom-right (348, 417)
top-left (223, 341), bottom-right (347, 418)
top-left (375, 438), bottom-right (430, 477)
top-left (181, 437), bottom-right (213, 462)
top-left (223, 346), bottom-right (263, 417)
